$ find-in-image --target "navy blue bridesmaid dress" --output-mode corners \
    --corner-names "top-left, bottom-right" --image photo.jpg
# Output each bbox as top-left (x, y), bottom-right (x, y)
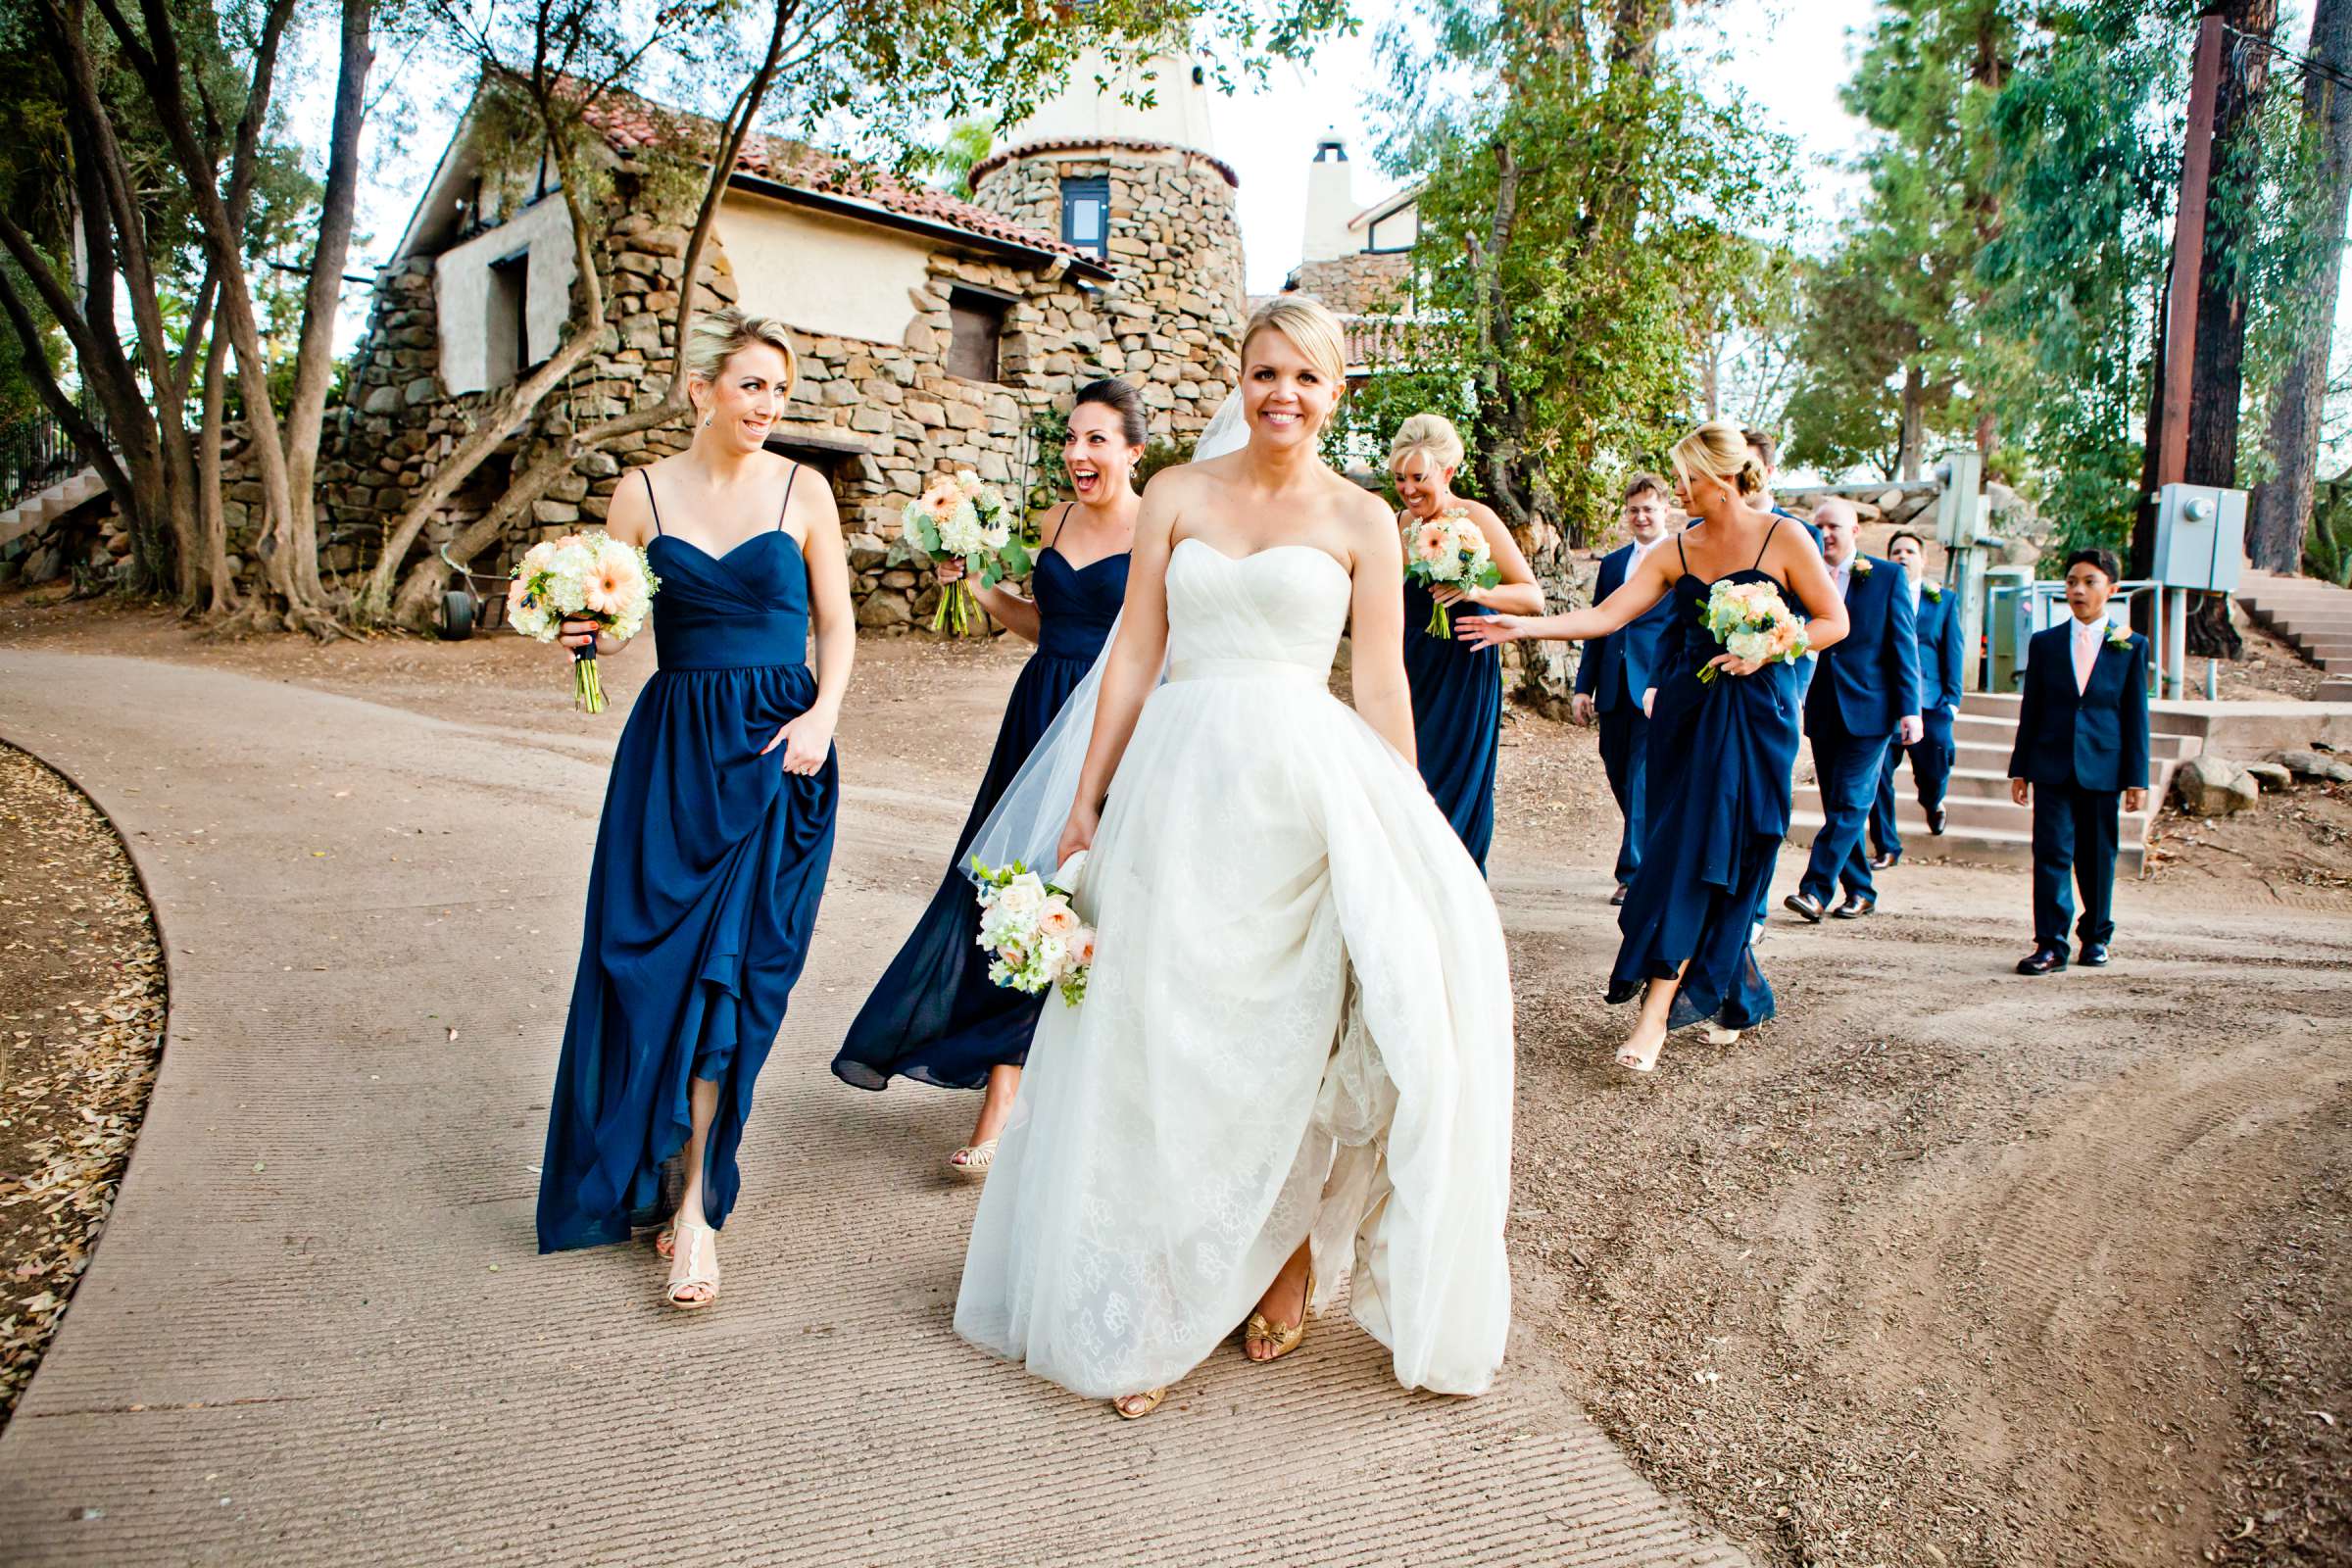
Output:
top-left (831, 529), bottom-right (1129, 1092)
top-left (537, 466), bottom-right (839, 1252)
top-left (1607, 524), bottom-right (1801, 1031)
top-left (1402, 576), bottom-right (1501, 871)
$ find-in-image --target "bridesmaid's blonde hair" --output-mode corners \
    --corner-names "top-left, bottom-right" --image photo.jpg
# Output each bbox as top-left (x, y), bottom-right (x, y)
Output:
top-left (1389, 413), bottom-right (1465, 472)
top-left (682, 306), bottom-right (800, 396)
top-left (1670, 420), bottom-right (1767, 499)
top-left (1242, 295), bottom-right (1348, 387)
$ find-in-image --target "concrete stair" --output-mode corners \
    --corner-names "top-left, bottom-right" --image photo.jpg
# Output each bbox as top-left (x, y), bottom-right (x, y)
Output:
top-left (0, 466), bottom-right (108, 548)
top-left (1788, 693), bottom-right (2202, 874)
top-left (2237, 567), bottom-right (2352, 701)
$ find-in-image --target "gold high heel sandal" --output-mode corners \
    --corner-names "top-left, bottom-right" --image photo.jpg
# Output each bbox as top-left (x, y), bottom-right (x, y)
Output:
top-left (1111, 1387), bottom-right (1168, 1420)
top-left (1243, 1264), bottom-right (1316, 1363)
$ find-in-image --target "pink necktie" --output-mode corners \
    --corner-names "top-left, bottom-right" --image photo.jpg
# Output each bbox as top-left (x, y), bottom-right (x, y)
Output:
top-left (2073, 625), bottom-right (2095, 694)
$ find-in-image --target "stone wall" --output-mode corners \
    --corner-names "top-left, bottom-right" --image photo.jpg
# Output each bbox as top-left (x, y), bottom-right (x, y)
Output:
top-left (1291, 249), bottom-right (1413, 318)
top-left (314, 161), bottom-right (1215, 630)
top-left (969, 146), bottom-right (1244, 446)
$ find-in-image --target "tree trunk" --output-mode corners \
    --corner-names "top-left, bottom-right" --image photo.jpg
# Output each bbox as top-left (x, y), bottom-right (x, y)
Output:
top-left (277, 0), bottom-right (374, 601)
top-left (2181, 0), bottom-right (2274, 657)
top-left (1899, 361), bottom-right (1925, 480)
top-left (196, 321), bottom-right (238, 614)
top-left (2248, 0), bottom-right (2352, 573)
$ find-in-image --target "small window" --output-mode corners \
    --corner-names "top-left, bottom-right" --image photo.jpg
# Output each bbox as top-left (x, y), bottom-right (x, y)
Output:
top-left (1060, 176), bottom-right (1109, 257)
top-left (486, 251), bottom-right (530, 386)
top-left (948, 288), bottom-right (1006, 383)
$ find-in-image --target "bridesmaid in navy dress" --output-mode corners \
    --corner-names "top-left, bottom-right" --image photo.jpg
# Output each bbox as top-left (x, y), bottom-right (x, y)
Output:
top-left (1386, 414), bottom-right (1542, 869)
top-left (832, 379), bottom-right (1144, 1178)
top-left (537, 309), bottom-right (858, 1309)
top-left (1461, 421), bottom-right (1847, 1072)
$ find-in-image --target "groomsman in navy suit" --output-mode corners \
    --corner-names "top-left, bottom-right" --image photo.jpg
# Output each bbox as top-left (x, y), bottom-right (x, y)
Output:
top-left (1784, 498), bottom-right (1920, 922)
top-left (2008, 549), bottom-right (2150, 974)
top-left (1573, 473), bottom-right (1680, 905)
top-left (1868, 529), bottom-right (1966, 867)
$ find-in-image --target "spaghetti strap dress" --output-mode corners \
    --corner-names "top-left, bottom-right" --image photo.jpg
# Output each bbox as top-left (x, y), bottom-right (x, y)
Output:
top-left (1401, 567), bottom-right (1502, 871)
top-left (536, 465), bottom-right (839, 1251)
top-left (1605, 522), bottom-right (1800, 1031)
top-left (832, 509), bottom-right (1130, 1091)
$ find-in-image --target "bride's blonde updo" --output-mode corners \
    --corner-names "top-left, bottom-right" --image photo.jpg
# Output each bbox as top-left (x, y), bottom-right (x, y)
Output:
top-left (682, 306), bottom-right (800, 394)
top-left (1242, 294), bottom-right (1349, 387)
top-left (1670, 419), bottom-right (1767, 500)
top-left (1389, 413), bottom-right (1466, 472)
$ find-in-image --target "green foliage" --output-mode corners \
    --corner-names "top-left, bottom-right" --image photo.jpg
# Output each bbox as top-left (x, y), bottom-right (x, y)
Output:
top-left (1137, 437), bottom-right (1195, 488)
top-left (914, 119), bottom-right (995, 191)
top-left (2308, 469), bottom-right (2352, 586)
top-left (1367, 0), bottom-right (1791, 551)
top-left (1787, 1), bottom-right (2011, 482)
top-left (1977, 2), bottom-right (2191, 557)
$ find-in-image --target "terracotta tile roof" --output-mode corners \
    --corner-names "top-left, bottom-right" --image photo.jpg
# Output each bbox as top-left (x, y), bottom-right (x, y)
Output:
top-left (968, 135), bottom-right (1238, 190)
top-left (576, 91), bottom-right (1104, 270)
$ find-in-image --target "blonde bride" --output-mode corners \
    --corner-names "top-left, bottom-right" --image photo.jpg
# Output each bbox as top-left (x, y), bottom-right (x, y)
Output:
top-left (952, 297), bottom-right (1516, 1418)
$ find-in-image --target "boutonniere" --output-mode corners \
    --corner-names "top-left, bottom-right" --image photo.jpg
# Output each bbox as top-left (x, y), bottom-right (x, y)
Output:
top-left (1922, 581), bottom-right (1942, 602)
top-left (1852, 556), bottom-right (1874, 576)
top-left (2104, 622), bottom-right (2132, 652)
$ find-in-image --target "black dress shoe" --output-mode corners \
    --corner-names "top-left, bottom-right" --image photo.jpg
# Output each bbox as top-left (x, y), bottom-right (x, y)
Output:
top-left (1926, 805), bottom-right (1947, 835)
top-left (1783, 891), bottom-right (1825, 923)
top-left (1610, 883), bottom-right (1629, 906)
top-left (2078, 942), bottom-right (2110, 967)
top-left (2016, 947), bottom-right (2068, 976)
top-left (1869, 850), bottom-right (1901, 870)
top-left (1831, 895), bottom-right (1876, 919)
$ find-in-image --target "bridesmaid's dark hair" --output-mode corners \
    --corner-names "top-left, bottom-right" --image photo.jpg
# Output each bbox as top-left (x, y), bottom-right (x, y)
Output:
top-left (1073, 379), bottom-right (1149, 448)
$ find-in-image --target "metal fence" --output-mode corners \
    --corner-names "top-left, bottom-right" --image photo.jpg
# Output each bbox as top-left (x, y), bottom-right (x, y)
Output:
top-left (1, 398), bottom-right (109, 513)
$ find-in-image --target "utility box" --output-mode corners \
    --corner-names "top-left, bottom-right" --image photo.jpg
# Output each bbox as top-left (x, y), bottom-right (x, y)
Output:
top-left (1984, 564), bottom-right (2034, 693)
top-left (1935, 449), bottom-right (1985, 547)
top-left (2152, 483), bottom-right (2246, 592)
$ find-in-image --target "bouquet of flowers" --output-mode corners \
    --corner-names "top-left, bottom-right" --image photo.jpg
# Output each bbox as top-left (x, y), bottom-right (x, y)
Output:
top-left (968, 853), bottom-right (1094, 1007)
top-left (506, 532), bottom-right (660, 713)
top-left (903, 470), bottom-right (1031, 635)
top-left (1694, 578), bottom-right (1808, 685)
top-left (1401, 506), bottom-right (1501, 637)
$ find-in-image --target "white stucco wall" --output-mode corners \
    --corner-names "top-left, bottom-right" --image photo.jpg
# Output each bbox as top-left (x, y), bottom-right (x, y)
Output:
top-left (1363, 201), bottom-right (1419, 255)
top-left (714, 191), bottom-right (935, 346)
top-left (434, 196), bottom-right (577, 395)
top-left (1301, 150), bottom-right (1357, 265)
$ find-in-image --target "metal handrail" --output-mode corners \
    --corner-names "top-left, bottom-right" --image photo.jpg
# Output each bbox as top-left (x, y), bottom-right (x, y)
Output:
top-left (1, 396), bottom-right (110, 513)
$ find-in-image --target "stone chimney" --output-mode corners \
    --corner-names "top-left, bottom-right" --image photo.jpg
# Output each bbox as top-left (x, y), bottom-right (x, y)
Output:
top-left (1300, 136), bottom-right (1356, 265)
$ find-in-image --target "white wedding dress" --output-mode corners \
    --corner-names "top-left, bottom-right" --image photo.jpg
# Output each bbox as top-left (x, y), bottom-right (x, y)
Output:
top-left (953, 537), bottom-right (1515, 1398)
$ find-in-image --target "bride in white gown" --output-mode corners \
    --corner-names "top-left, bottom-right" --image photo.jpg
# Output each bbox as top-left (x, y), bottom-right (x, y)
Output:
top-left (952, 296), bottom-right (1515, 1417)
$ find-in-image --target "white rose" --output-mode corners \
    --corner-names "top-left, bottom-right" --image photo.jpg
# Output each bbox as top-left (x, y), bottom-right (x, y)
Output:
top-left (995, 875), bottom-right (1046, 918)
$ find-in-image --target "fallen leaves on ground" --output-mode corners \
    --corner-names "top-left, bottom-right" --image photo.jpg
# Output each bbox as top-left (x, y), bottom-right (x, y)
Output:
top-left (0, 742), bottom-right (166, 1429)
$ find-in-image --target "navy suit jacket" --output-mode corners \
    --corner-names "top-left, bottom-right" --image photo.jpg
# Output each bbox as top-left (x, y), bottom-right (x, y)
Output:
top-left (1575, 541), bottom-right (1676, 713)
top-left (1912, 585), bottom-right (1965, 714)
top-left (2007, 622), bottom-right (2151, 792)
top-left (1805, 556), bottom-right (1921, 739)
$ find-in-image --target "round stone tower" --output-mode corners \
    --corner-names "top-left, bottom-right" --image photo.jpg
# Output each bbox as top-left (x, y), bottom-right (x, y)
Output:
top-left (967, 42), bottom-right (1247, 444)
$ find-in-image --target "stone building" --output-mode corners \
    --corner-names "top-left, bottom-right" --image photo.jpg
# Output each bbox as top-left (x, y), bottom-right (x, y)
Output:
top-left (318, 47), bottom-right (1245, 628)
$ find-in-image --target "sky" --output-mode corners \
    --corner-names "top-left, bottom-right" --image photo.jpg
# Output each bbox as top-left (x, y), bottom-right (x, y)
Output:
top-left (320, 0), bottom-right (1882, 344)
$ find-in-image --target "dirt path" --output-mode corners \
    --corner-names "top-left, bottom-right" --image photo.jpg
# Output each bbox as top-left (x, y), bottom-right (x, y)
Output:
top-left (2, 596), bottom-right (2348, 1566)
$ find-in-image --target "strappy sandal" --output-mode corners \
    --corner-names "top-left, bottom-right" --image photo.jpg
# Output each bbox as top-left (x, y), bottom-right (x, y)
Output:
top-left (946, 1138), bottom-right (999, 1183)
top-left (1615, 1034), bottom-right (1665, 1073)
top-left (665, 1221), bottom-right (719, 1310)
top-left (1243, 1264), bottom-right (1315, 1363)
top-left (1702, 1024), bottom-right (1740, 1046)
top-left (1111, 1387), bottom-right (1168, 1420)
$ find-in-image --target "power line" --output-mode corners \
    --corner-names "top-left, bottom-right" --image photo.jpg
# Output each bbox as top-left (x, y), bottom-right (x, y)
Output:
top-left (2221, 22), bottom-right (2352, 98)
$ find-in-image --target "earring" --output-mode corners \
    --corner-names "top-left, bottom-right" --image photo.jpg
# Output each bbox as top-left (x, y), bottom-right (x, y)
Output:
top-left (702, 414), bottom-right (712, 428)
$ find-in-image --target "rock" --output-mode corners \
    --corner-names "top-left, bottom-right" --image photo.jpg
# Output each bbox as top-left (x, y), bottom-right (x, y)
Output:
top-left (2243, 761), bottom-right (2294, 791)
top-left (2269, 750), bottom-right (2352, 783)
top-left (2173, 755), bottom-right (2260, 815)
top-left (24, 545), bottom-right (62, 584)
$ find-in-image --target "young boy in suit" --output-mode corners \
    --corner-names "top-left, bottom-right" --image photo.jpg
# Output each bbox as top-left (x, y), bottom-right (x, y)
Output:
top-left (2007, 548), bottom-right (2150, 975)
